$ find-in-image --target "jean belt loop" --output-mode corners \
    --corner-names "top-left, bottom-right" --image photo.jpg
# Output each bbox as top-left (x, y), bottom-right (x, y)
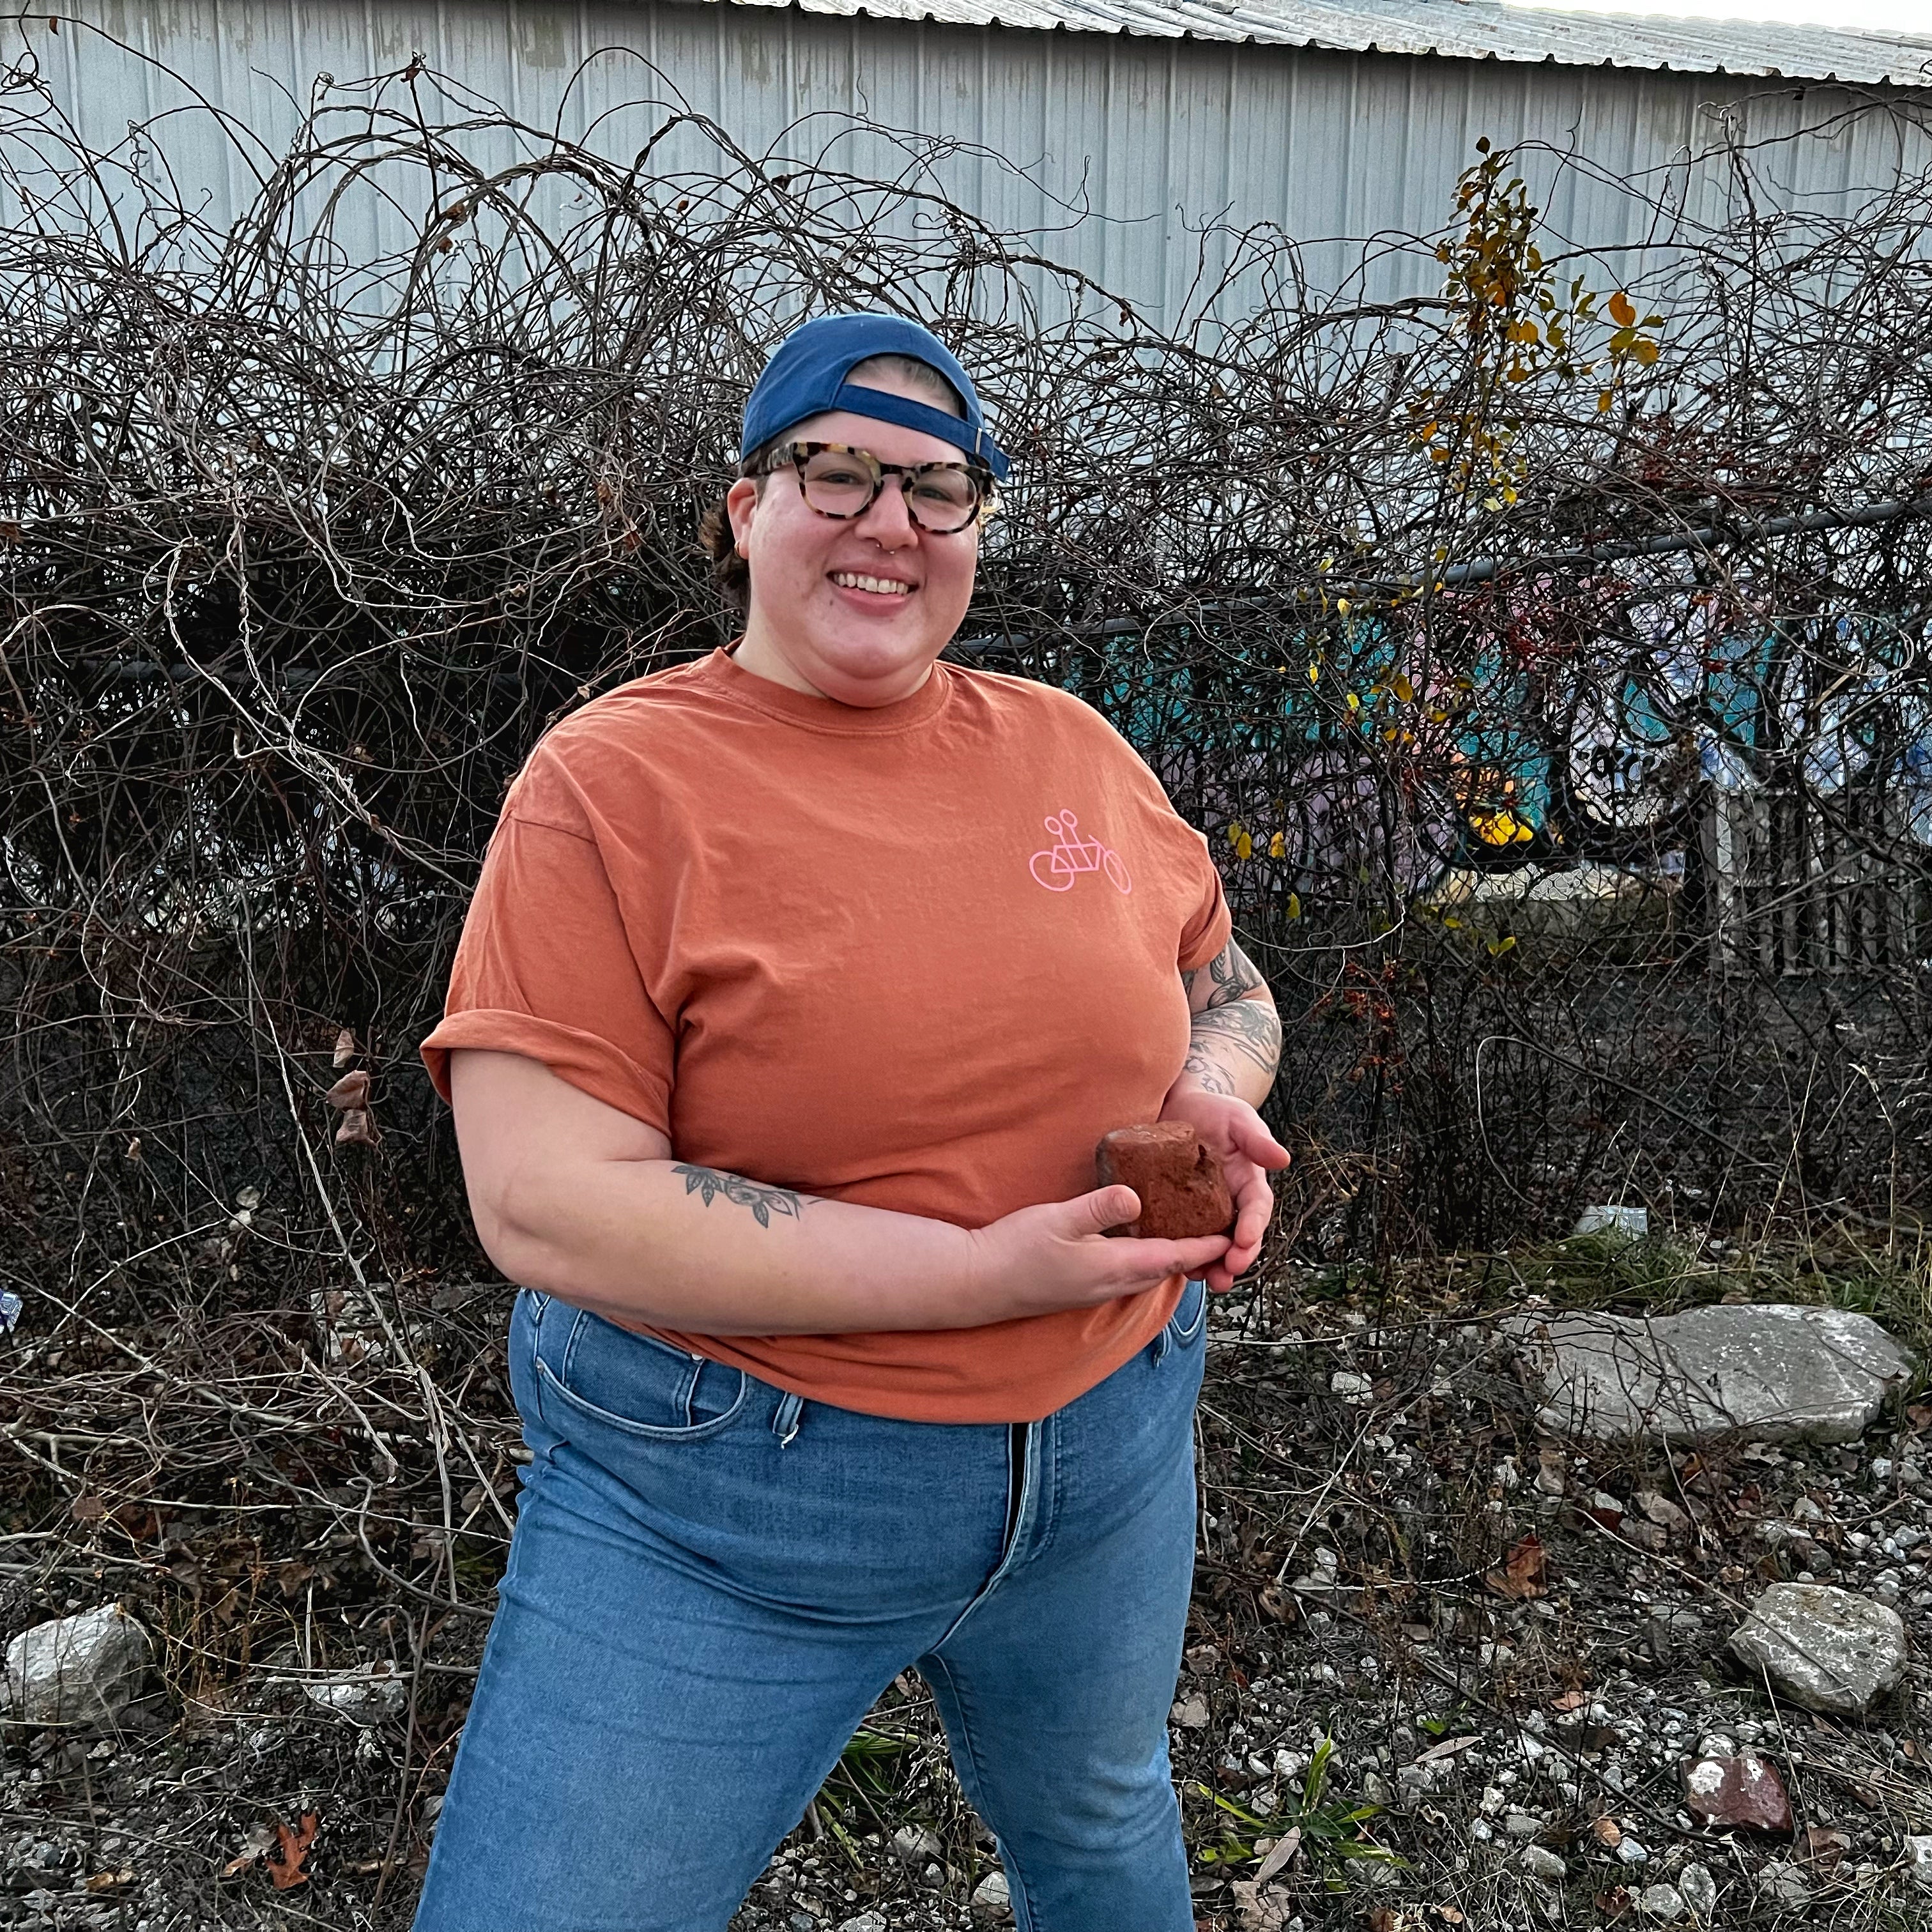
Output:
top-left (1152, 1322), bottom-right (1172, 1368)
top-left (772, 1391), bottom-right (804, 1448)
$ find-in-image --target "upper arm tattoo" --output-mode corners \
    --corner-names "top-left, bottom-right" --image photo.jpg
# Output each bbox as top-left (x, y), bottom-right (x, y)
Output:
top-left (673, 1165), bottom-right (808, 1229)
top-left (1182, 937), bottom-right (1268, 1014)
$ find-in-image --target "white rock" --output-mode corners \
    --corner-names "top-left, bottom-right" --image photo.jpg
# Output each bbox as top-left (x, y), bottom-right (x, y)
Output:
top-left (1680, 1863), bottom-right (1717, 1919)
top-left (1519, 1844), bottom-right (1567, 1882)
top-left (838, 1915), bottom-right (888, 1932)
top-left (1169, 1694), bottom-right (1210, 1729)
top-left (303, 1659), bottom-right (406, 1726)
top-left (2, 1605), bottom-right (153, 1728)
top-left (1616, 1837), bottom-right (1650, 1866)
top-left (1729, 1584), bottom-right (1908, 1717)
top-left (1758, 1860), bottom-right (1809, 1906)
top-left (892, 1825), bottom-right (942, 1864)
top-left (1905, 1835), bottom-right (1932, 1890)
top-left (1507, 1303), bottom-right (1915, 1446)
top-left (1637, 1882), bottom-right (1686, 1921)
top-left (970, 1868), bottom-right (1012, 1922)
top-left (1330, 1370), bottom-right (1373, 1401)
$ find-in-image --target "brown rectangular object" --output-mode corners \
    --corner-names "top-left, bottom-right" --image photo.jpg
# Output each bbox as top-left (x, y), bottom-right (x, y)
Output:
top-left (1095, 1122), bottom-right (1234, 1240)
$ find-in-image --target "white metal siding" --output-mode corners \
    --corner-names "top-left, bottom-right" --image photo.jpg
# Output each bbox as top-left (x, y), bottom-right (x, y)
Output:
top-left (6, 4), bottom-right (1930, 322)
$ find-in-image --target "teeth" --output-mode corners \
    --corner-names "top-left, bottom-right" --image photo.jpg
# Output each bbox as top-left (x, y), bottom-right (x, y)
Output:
top-left (831, 572), bottom-right (913, 594)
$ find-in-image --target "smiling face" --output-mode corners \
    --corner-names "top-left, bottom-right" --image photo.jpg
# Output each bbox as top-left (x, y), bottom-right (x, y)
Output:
top-left (724, 366), bottom-right (983, 708)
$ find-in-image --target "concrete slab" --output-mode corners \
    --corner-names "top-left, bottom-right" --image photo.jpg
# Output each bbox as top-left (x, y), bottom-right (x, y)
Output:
top-left (1506, 1303), bottom-right (1915, 1446)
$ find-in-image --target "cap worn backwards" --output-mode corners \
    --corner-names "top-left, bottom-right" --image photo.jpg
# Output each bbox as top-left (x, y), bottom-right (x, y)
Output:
top-left (740, 312), bottom-right (1011, 482)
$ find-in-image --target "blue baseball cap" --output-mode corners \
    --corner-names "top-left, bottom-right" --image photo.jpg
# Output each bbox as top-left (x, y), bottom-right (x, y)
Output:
top-left (740, 312), bottom-right (1011, 482)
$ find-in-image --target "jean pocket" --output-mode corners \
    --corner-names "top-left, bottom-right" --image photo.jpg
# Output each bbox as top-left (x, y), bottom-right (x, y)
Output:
top-left (1163, 1276), bottom-right (1208, 1348)
top-left (533, 1307), bottom-right (750, 1441)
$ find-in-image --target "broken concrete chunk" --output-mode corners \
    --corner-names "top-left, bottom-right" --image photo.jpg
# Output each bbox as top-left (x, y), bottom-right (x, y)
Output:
top-left (1683, 1750), bottom-right (1793, 1832)
top-left (1729, 1583), bottom-right (1907, 1717)
top-left (1508, 1303), bottom-right (1914, 1446)
top-left (2, 1604), bottom-right (153, 1728)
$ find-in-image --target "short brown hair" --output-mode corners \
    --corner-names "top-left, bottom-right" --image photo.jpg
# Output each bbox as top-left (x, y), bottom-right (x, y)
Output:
top-left (699, 354), bottom-right (967, 615)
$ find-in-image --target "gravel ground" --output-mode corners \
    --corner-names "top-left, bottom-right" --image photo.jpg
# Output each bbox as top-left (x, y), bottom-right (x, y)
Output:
top-left (4, 1240), bottom-right (1929, 1930)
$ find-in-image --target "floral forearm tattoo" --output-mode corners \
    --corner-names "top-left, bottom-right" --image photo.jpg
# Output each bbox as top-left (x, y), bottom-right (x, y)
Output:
top-left (672, 1165), bottom-right (809, 1229)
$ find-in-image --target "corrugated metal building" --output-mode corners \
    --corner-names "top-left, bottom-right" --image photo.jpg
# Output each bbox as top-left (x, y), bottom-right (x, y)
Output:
top-left (5, 1), bottom-right (1931, 318)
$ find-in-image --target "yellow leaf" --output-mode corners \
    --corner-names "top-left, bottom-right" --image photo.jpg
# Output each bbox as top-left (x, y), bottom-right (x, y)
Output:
top-left (1486, 934), bottom-right (1519, 957)
top-left (1268, 831), bottom-right (1285, 859)
top-left (1236, 831), bottom-right (1254, 861)
top-left (1337, 597), bottom-right (1352, 618)
top-left (1597, 390), bottom-right (1614, 413)
top-left (1607, 289), bottom-right (1636, 327)
top-left (1631, 337), bottom-right (1659, 366)
top-left (1392, 673), bottom-right (1414, 703)
top-left (1307, 663), bottom-right (1321, 684)
top-left (1285, 892), bottom-right (1303, 921)
top-left (1227, 822), bottom-right (1245, 848)
top-left (1346, 692), bottom-right (1361, 712)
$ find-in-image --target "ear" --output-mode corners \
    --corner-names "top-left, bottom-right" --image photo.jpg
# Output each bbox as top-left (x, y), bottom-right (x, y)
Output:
top-left (724, 475), bottom-right (761, 556)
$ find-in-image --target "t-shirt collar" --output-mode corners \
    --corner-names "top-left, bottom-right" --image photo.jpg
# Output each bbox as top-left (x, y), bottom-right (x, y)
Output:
top-left (702, 643), bottom-right (954, 737)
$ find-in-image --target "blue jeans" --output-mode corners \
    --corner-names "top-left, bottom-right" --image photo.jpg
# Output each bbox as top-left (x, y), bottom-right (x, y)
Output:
top-left (410, 1276), bottom-right (1209, 1932)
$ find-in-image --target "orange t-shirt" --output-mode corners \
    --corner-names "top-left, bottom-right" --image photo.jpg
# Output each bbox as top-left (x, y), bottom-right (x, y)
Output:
top-left (420, 644), bottom-right (1230, 1422)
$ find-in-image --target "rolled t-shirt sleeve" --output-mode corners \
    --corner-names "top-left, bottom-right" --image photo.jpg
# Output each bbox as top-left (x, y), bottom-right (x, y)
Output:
top-left (1178, 854), bottom-right (1232, 973)
top-left (419, 813), bottom-right (675, 1133)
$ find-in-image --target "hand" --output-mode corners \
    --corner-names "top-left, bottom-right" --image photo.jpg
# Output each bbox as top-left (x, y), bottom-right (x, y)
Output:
top-left (1158, 1084), bottom-right (1291, 1292)
top-left (965, 1186), bottom-right (1233, 1323)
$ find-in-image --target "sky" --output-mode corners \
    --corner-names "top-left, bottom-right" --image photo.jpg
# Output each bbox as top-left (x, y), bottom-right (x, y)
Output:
top-left (1512, 0), bottom-right (1929, 31)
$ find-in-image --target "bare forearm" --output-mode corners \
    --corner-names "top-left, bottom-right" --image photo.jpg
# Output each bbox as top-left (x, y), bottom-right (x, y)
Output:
top-left (482, 1158), bottom-right (980, 1335)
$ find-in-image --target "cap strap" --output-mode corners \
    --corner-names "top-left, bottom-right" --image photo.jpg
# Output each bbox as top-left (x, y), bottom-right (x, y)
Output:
top-left (831, 382), bottom-right (1011, 480)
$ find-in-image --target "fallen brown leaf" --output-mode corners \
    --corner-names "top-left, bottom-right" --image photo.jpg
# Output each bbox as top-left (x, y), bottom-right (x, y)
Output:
top-left (1485, 1531), bottom-right (1549, 1600)
top-left (1413, 1733), bottom-right (1479, 1764)
top-left (1803, 1825), bottom-right (1850, 1870)
top-left (1550, 1688), bottom-right (1588, 1713)
top-left (265, 1813), bottom-right (318, 1891)
top-left (324, 1068), bottom-right (369, 1109)
top-left (1251, 1825), bottom-right (1301, 1885)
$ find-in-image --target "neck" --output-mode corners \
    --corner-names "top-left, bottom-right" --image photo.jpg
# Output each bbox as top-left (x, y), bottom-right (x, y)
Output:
top-left (731, 624), bottom-right (935, 708)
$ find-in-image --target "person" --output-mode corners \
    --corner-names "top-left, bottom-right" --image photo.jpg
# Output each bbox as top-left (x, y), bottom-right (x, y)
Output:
top-left (411, 312), bottom-right (1289, 1932)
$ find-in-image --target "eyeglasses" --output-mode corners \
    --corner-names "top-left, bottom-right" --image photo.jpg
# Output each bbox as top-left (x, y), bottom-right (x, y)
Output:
top-left (748, 441), bottom-right (997, 534)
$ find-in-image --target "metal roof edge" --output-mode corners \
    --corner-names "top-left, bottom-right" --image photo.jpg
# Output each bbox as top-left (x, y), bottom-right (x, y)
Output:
top-left (689, 0), bottom-right (1932, 91)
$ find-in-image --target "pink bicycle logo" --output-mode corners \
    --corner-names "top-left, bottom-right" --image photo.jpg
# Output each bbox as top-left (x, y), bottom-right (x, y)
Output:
top-left (1029, 810), bottom-right (1131, 894)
